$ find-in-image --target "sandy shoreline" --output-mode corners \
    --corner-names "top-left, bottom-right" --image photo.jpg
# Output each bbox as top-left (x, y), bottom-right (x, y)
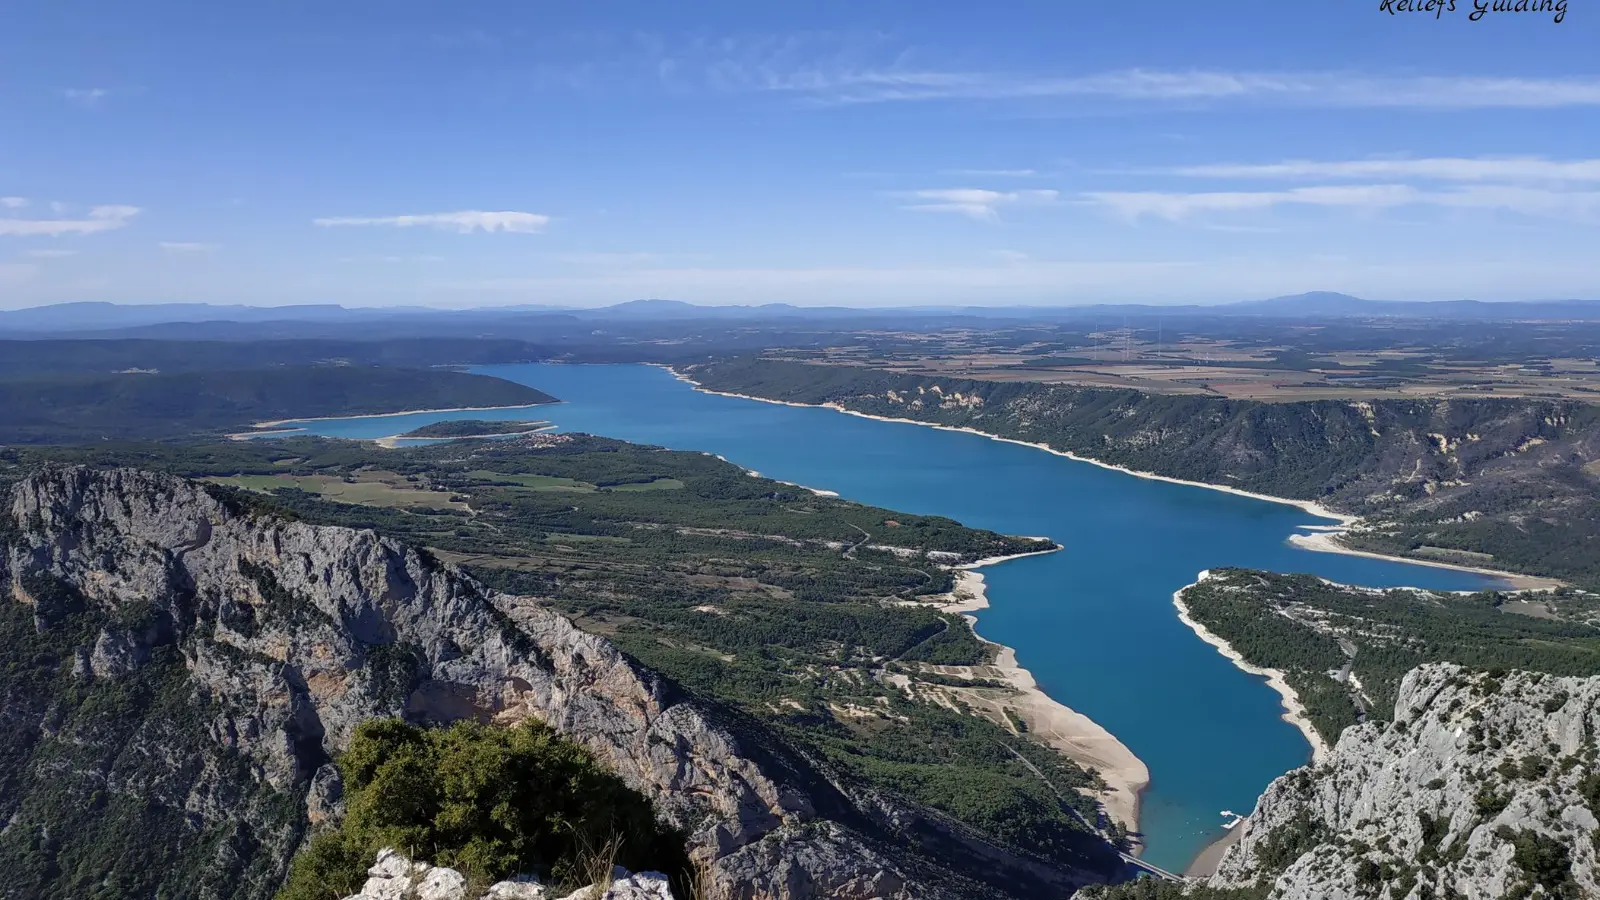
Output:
top-left (1173, 571), bottom-right (1330, 765)
top-left (246, 402), bottom-right (558, 431)
top-left (1186, 823), bottom-right (1243, 877)
top-left (668, 368), bottom-right (1555, 591)
top-left (371, 424), bottom-right (556, 449)
top-left (1288, 530), bottom-right (1560, 591)
top-left (934, 554), bottom-right (1151, 839)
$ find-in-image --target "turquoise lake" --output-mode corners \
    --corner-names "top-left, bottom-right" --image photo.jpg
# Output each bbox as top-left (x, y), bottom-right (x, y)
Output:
top-left (272, 362), bottom-right (1501, 872)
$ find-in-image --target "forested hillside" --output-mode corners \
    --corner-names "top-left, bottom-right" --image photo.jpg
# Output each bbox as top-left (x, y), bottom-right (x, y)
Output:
top-left (0, 338), bottom-right (542, 375)
top-left (0, 366), bottom-right (555, 444)
top-left (1178, 569), bottom-right (1600, 746)
top-left (685, 358), bottom-right (1600, 586)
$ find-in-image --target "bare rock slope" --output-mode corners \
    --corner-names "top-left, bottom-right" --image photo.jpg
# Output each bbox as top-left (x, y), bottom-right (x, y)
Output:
top-left (1205, 663), bottom-right (1600, 899)
top-left (0, 466), bottom-right (1109, 899)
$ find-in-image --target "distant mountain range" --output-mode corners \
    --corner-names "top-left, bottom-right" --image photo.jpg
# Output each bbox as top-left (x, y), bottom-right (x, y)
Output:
top-left (1230, 292), bottom-right (1600, 319)
top-left (3, 292), bottom-right (1599, 336)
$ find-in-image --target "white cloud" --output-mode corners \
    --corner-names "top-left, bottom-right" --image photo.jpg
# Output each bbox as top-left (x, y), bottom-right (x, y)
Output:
top-left (1429, 185), bottom-right (1600, 218)
top-left (313, 210), bottom-right (550, 233)
top-left (1163, 157), bottom-right (1600, 183)
top-left (1085, 184), bottom-right (1600, 221)
top-left (522, 33), bottom-right (1600, 111)
top-left (0, 204), bottom-right (141, 237)
top-left (0, 197), bottom-right (27, 209)
top-left (159, 241), bottom-right (220, 252)
top-left (760, 66), bottom-right (1600, 109)
top-left (64, 87), bottom-right (109, 107)
top-left (899, 188), bottom-right (1059, 221)
top-left (24, 249), bottom-right (78, 258)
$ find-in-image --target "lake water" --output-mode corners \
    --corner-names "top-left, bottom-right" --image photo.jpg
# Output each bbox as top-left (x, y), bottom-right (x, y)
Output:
top-left (272, 362), bottom-right (1500, 872)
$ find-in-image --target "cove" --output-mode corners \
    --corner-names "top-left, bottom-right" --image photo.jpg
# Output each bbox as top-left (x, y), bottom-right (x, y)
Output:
top-left (270, 362), bottom-right (1501, 872)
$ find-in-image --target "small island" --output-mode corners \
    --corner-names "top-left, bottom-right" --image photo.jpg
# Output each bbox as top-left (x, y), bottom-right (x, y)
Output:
top-left (395, 418), bottom-right (555, 439)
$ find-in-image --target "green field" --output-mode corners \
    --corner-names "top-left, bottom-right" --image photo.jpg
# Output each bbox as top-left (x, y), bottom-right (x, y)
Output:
top-left (608, 477), bottom-right (684, 491)
top-left (205, 471), bottom-right (470, 511)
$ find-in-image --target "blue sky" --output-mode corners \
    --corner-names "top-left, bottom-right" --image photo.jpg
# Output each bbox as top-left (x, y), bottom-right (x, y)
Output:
top-left (2, 0), bottom-right (1597, 308)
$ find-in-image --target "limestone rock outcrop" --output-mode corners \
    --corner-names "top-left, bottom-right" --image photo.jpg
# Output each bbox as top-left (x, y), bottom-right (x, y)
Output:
top-left (340, 849), bottom-right (567, 900)
top-left (1204, 663), bottom-right (1600, 899)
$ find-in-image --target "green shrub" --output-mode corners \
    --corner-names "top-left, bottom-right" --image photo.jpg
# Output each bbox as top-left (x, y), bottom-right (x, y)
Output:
top-left (1506, 828), bottom-right (1577, 898)
top-left (1474, 785), bottom-right (1511, 817)
top-left (277, 719), bottom-right (688, 899)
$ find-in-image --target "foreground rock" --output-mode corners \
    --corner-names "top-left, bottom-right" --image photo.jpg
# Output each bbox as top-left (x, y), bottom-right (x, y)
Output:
top-left (0, 466), bottom-right (1117, 899)
top-left (342, 849), bottom-right (671, 900)
top-left (1203, 663), bottom-right (1600, 899)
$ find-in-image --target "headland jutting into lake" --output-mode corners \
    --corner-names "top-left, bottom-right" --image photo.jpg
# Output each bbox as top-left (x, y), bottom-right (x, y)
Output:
top-left (266, 362), bottom-right (1508, 872)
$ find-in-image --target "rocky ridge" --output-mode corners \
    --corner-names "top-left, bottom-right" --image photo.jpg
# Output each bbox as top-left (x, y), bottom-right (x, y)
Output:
top-left (341, 849), bottom-right (670, 900)
top-left (0, 465), bottom-right (1113, 899)
top-left (1202, 663), bottom-right (1600, 899)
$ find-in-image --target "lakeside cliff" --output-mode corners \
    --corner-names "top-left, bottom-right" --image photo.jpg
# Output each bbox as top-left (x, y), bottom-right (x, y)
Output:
top-left (683, 358), bottom-right (1600, 590)
top-left (1088, 663), bottom-right (1600, 900)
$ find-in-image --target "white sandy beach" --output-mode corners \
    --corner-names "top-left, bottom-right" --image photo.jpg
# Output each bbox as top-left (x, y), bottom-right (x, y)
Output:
top-left (1186, 823), bottom-right (1243, 877)
top-left (742, 468), bottom-right (841, 497)
top-left (371, 425), bottom-right (555, 449)
top-left (1172, 571), bottom-right (1331, 765)
top-left (1288, 530), bottom-right (1561, 591)
top-left (937, 560), bottom-right (1151, 836)
top-left (226, 426), bottom-right (307, 441)
top-left (247, 402), bottom-right (557, 431)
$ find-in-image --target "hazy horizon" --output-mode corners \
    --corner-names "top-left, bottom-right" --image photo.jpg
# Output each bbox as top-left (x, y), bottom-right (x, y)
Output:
top-left (5, 291), bottom-right (1599, 316)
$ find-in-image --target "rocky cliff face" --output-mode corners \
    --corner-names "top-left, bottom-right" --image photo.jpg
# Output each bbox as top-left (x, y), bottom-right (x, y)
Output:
top-left (1205, 663), bottom-right (1600, 899)
top-left (0, 466), bottom-right (1107, 900)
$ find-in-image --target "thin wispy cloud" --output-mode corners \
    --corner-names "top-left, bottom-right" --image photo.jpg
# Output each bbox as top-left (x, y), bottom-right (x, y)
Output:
top-left (1162, 157), bottom-right (1600, 183)
top-left (0, 197), bottom-right (28, 209)
top-left (159, 241), bottom-right (220, 253)
top-left (526, 32), bottom-right (1600, 112)
top-left (64, 87), bottom-right (109, 107)
top-left (756, 66), bottom-right (1600, 110)
top-left (1086, 184), bottom-right (1600, 221)
top-left (314, 210), bottom-right (550, 233)
top-left (0, 205), bottom-right (141, 237)
top-left (899, 188), bottom-right (1058, 222)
